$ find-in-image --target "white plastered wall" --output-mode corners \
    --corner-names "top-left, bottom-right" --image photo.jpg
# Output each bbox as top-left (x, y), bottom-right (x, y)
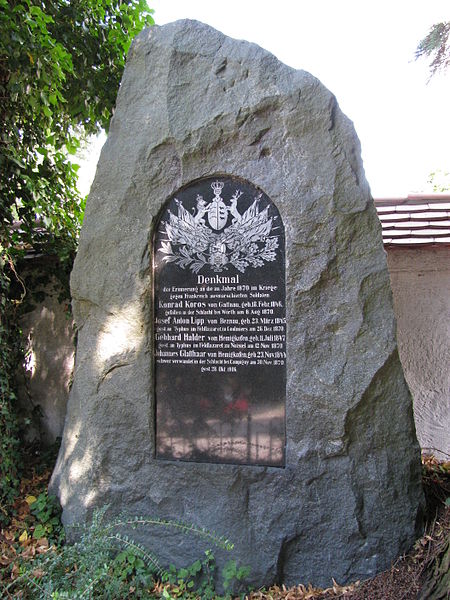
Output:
top-left (386, 246), bottom-right (450, 460)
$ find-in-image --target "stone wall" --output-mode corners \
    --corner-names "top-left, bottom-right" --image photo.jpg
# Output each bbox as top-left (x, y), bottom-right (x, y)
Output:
top-left (16, 259), bottom-right (74, 445)
top-left (387, 245), bottom-right (450, 460)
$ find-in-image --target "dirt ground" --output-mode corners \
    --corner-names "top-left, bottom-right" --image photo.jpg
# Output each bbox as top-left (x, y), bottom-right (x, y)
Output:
top-left (247, 455), bottom-right (450, 600)
top-left (1, 454), bottom-right (449, 600)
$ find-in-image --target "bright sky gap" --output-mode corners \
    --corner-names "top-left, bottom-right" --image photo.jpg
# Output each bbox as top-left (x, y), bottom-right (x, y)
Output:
top-left (78, 0), bottom-right (450, 198)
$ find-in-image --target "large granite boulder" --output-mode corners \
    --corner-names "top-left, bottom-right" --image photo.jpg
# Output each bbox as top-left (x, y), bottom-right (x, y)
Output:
top-left (50, 20), bottom-right (423, 588)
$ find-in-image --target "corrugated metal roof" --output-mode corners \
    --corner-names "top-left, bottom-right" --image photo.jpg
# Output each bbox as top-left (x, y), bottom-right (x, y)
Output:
top-left (374, 194), bottom-right (450, 246)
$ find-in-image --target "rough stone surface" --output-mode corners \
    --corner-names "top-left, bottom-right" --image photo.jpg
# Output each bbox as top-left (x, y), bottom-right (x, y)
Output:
top-left (50, 20), bottom-right (423, 588)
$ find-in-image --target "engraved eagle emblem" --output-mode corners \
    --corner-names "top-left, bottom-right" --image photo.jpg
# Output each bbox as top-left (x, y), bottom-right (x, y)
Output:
top-left (158, 181), bottom-right (279, 273)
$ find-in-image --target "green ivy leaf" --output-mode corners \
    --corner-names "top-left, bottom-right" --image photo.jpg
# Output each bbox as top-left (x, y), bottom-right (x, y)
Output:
top-left (0, 2), bottom-right (155, 516)
top-left (33, 523), bottom-right (47, 539)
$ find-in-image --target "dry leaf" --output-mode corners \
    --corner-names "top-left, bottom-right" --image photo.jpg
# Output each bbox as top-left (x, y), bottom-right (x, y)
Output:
top-left (3, 530), bottom-right (15, 543)
top-left (0, 554), bottom-right (11, 566)
top-left (21, 545), bottom-right (36, 559)
top-left (11, 563), bottom-right (20, 580)
top-left (36, 538), bottom-right (49, 554)
top-left (32, 568), bottom-right (45, 578)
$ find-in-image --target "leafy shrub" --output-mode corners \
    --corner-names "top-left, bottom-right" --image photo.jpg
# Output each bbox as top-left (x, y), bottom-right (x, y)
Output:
top-left (161, 549), bottom-right (217, 599)
top-left (222, 559), bottom-right (252, 596)
top-left (0, 262), bottom-right (22, 523)
top-left (0, 0), bottom-right (155, 527)
top-left (29, 491), bottom-right (65, 545)
top-left (5, 505), bottom-right (246, 599)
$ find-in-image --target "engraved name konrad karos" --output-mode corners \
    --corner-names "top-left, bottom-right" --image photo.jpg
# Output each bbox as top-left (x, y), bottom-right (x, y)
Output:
top-left (153, 176), bottom-right (286, 466)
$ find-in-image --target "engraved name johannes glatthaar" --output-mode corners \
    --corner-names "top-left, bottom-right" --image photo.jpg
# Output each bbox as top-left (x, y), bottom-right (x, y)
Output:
top-left (158, 181), bottom-right (279, 274)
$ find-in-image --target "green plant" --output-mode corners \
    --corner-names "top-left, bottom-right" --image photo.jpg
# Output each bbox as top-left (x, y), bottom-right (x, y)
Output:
top-left (29, 491), bottom-right (65, 545)
top-left (161, 550), bottom-right (217, 599)
top-left (196, 550), bottom-right (218, 599)
top-left (110, 547), bottom-right (156, 598)
top-left (0, 0), bottom-right (155, 529)
top-left (415, 21), bottom-right (450, 79)
top-left (5, 506), bottom-right (234, 599)
top-left (0, 260), bottom-right (23, 524)
top-left (1, 0), bottom-right (155, 259)
top-left (427, 170), bottom-right (450, 193)
top-left (222, 559), bottom-right (252, 597)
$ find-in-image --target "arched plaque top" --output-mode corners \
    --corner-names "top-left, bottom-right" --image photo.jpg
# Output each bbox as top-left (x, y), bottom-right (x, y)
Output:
top-left (153, 176), bottom-right (286, 467)
top-left (153, 176), bottom-right (284, 278)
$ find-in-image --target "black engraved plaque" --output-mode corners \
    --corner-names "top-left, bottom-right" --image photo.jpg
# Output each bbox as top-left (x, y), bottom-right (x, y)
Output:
top-left (153, 176), bottom-right (286, 466)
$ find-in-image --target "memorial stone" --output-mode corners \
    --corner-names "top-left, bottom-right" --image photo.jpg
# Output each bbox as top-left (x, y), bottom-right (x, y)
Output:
top-left (50, 20), bottom-right (424, 588)
top-left (154, 176), bottom-right (286, 466)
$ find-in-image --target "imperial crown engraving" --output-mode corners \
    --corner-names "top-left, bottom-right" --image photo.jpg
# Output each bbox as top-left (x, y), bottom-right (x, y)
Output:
top-left (158, 181), bottom-right (279, 273)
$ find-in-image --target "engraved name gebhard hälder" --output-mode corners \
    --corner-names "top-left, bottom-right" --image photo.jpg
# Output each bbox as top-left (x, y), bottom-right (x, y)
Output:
top-left (153, 176), bottom-right (286, 466)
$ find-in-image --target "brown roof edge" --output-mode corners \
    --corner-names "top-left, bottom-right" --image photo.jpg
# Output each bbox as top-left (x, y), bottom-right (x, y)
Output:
top-left (384, 242), bottom-right (450, 249)
top-left (374, 194), bottom-right (450, 207)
